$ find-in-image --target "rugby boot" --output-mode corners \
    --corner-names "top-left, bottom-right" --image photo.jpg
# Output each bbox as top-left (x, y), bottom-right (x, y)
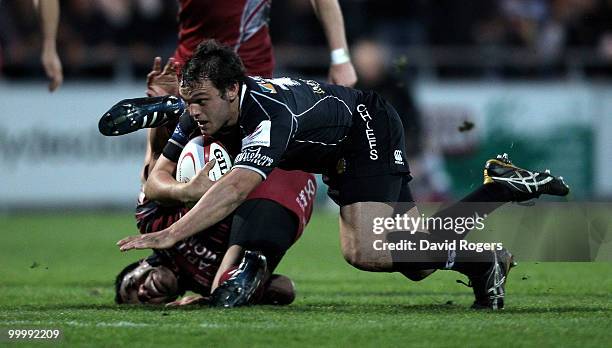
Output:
top-left (209, 251), bottom-right (267, 308)
top-left (484, 153), bottom-right (569, 202)
top-left (468, 248), bottom-right (515, 310)
top-left (99, 95), bottom-right (185, 136)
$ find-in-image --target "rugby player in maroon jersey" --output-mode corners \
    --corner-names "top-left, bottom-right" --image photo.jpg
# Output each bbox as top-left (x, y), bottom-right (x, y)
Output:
top-left (171, 0), bottom-right (356, 84)
top-left (114, 108), bottom-right (317, 305)
top-left (108, 44), bottom-right (317, 306)
top-left (115, 168), bottom-right (315, 306)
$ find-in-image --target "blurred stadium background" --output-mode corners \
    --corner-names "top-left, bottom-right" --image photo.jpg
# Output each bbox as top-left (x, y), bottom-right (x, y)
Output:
top-left (1, 0), bottom-right (611, 209)
top-left (1, 2), bottom-right (611, 344)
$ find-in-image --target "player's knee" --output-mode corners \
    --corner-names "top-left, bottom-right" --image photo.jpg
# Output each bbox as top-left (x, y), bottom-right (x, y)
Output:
top-left (341, 246), bottom-right (361, 268)
top-left (341, 246), bottom-right (381, 272)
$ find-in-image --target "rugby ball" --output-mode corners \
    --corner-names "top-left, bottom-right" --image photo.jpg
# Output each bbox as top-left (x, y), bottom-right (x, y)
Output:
top-left (176, 136), bottom-right (233, 183)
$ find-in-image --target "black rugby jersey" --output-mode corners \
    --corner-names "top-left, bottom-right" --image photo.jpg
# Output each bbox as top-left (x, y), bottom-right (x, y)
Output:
top-left (234, 76), bottom-right (362, 178)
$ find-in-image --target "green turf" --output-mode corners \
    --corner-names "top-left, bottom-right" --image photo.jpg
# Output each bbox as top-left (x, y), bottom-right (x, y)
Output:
top-left (0, 212), bottom-right (610, 347)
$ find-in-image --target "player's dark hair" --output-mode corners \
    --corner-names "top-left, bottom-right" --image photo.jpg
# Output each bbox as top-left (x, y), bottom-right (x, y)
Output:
top-left (181, 39), bottom-right (246, 98)
top-left (114, 260), bottom-right (141, 304)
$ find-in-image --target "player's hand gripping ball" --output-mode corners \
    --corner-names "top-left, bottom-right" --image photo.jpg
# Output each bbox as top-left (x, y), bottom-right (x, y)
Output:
top-left (176, 136), bottom-right (232, 183)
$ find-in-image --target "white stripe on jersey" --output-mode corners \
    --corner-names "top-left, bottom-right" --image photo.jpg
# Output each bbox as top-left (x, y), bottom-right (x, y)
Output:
top-left (294, 139), bottom-right (341, 146)
top-left (249, 94), bottom-right (271, 120)
top-left (239, 83), bottom-right (247, 110)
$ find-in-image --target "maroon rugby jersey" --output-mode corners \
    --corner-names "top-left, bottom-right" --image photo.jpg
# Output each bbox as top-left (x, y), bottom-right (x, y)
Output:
top-left (136, 169), bottom-right (316, 295)
top-left (173, 0), bottom-right (274, 77)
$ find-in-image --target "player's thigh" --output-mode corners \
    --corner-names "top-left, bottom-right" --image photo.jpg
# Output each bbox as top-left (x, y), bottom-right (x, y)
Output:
top-left (339, 201), bottom-right (395, 271)
top-left (337, 174), bottom-right (414, 271)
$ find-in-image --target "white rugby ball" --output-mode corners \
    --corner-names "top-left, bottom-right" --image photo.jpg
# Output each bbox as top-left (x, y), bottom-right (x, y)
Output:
top-left (176, 136), bottom-right (233, 183)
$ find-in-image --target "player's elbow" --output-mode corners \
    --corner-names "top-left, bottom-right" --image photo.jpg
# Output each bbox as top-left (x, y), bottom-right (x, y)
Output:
top-left (143, 172), bottom-right (172, 203)
top-left (142, 181), bottom-right (158, 200)
top-left (142, 174), bottom-right (160, 199)
top-left (222, 168), bottom-right (263, 203)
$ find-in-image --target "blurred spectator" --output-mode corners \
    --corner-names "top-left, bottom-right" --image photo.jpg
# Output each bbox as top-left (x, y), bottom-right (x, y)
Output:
top-left (0, 1), bottom-right (44, 75)
top-left (428, 0), bottom-right (500, 46)
top-left (2, 0), bottom-right (612, 81)
top-left (59, 0), bottom-right (118, 76)
top-left (352, 39), bottom-right (421, 156)
top-left (566, 0), bottom-right (612, 57)
top-left (352, 39), bottom-right (451, 201)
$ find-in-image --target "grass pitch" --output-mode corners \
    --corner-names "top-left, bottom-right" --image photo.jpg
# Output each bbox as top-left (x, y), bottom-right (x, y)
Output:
top-left (0, 212), bottom-right (611, 347)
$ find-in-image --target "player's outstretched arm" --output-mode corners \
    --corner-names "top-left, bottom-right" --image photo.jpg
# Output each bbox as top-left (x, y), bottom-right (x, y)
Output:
top-left (118, 168), bottom-right (263, 251)
top-left (144, 155), bottom-right (215, 204)
top-left (310, 0), bottom-right (357, 87)
top-left (36, 0), bottom-right (63, 92)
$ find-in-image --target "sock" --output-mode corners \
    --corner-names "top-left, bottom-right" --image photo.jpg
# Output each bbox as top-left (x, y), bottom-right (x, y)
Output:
top-left (448, 249), bottom-right (493, 277)
top-left (460, 182), bottom-right (514, 203)
top-left (388, 231), bottom-right (450, 272)
top-left (428, 183), bottom-right (512, 240)
top-left (391, 184), bottom-right (511, 276)
top-left (389, 225), bottom-right (494, 275)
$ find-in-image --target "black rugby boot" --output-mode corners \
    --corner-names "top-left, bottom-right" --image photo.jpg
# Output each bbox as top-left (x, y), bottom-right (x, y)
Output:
top-left (484, 153), bottom-right (569, 202)
top-left (209, 251), bottom-right (268, 308)
top-left (99, 95), bottom-right (185, 136)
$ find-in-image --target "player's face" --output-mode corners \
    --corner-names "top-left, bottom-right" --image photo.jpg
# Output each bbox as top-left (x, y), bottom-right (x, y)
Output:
top-left (180, 79), bottom-right (238, 136)
top-left (119, 262), bottom-right (178, 304)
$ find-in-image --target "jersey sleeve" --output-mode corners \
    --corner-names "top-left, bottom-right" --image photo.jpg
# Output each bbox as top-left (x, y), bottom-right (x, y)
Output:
top-left (162, 112), bottom-right (197, 162)
top-left (233, 92), bottom-right (295, 179)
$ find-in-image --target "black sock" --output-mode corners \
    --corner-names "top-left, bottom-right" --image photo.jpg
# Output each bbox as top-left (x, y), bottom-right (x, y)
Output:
top-left (429, 184), bottom-right (512, 240)
top-left (388, 232), bottom-right (450, 272)
top-left (389, 231), bottom-right (495, 278)
top-left (449, 249), bottom-right (493, 277)
top-left (460, 183), bottom-right (514, 203)
top-left (391, 184), bottom-right (511, 275)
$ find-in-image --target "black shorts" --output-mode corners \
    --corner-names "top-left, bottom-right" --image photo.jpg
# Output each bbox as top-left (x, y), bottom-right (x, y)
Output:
top-left (325, 91), bottom-right (413, 206)
top-left (229, 199), bottom-right (299, 271)
top-left (325, 172), bottom-right (415, 206)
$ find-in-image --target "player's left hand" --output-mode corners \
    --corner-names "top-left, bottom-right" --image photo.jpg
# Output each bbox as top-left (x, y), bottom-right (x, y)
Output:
top-left (117, 230), bottom-right (176, 251)
top-left (328, 62), bottom-right (357, 87)
top-left (41, 42), bottom-right (63, 92)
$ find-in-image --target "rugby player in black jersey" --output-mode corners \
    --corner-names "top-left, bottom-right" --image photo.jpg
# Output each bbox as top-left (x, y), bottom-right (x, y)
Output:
top-left (116, 40), bottom-right (570, 310)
